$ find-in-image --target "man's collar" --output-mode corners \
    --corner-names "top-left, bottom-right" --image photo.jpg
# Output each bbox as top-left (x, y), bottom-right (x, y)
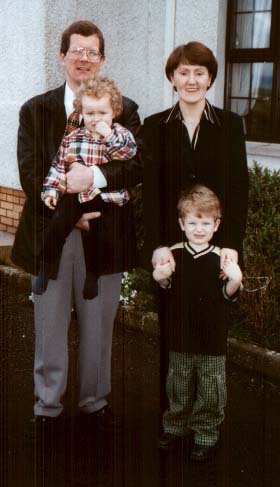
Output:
top-left (64, 82), bottom-right (75, 118)
top-left (64, 82), bottom-right (75, 100)
top-left (162, 99), bottom-right (221, 127)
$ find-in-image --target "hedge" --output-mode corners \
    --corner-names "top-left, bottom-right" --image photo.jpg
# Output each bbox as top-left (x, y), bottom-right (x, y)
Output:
top-left (230, 162), bottom-right (280, 350)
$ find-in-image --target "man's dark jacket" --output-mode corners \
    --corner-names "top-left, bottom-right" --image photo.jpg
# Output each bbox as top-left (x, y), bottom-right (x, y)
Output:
top-left (143, 103), bottom-right (249, 266)
top-left (12, 84), bottom-right (142, 275)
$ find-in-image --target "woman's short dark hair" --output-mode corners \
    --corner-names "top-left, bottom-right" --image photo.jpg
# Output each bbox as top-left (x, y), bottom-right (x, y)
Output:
top-left (60, 20), bottom-right (105, 56)
top-left (165, 41), bottom-right (218, 87)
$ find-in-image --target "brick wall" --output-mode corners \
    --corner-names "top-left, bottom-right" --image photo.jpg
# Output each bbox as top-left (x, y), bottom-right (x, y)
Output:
top-left (0, 186), bottom-right (25, 234)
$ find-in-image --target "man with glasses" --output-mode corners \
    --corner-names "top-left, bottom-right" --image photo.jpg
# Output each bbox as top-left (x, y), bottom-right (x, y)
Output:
top-left (12, 20), bottom-right (141, 434)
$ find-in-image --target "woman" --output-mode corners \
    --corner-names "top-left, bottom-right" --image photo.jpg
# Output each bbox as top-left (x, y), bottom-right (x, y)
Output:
top-left (143, 41), bottom-right (249, 272)
top-left (143, 42), bottom-right (249, 458)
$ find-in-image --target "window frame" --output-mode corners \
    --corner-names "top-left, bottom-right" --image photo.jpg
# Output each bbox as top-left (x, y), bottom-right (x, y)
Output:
top-left (224, 0), bottom-right (280, 143)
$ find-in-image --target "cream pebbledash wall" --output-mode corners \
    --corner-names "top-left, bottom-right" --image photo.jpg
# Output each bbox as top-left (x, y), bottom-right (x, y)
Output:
top-left (0, 0), bottom-right (46, 190)
top-left (0, 0), bottom-right (278, 198)
top-left (0, 0), bottom-right (228, 192)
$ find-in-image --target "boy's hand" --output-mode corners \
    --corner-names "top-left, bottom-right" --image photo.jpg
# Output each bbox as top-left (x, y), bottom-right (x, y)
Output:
top-left (64, 153), bottom-right (76, 171)
top-left (222, 260), bottom-right (242, 283)
top-left (44, 195), bottom-right (57, 210)
top-left (94, 121), bottom-right (113, 138)
top-left (153, 262), bottom-right (173, 283)
top-left (152, 247), bottom-right (176, 272)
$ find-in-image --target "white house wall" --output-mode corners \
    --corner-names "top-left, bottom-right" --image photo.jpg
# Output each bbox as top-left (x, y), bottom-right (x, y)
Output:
top-left (0, 0), bottom-right (277, 191)
top-left (0, 0), bottom-right (46, 189)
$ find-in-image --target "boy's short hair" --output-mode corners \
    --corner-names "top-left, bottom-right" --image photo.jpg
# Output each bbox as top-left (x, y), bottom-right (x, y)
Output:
top-left (177, 184), bottom-right (222, 219)
top-left (165, 42), bottom-right (218, 88)
top-left (73, 77), bottom-right (123, 118)
top-left (60, 20), bottom-right (105, 56)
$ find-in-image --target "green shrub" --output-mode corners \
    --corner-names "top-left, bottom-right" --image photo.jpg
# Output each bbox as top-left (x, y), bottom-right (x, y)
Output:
top-left (123, 162), bottom-right (280, 351)
top-left (120, 268), bottom-right (155, 311)
top-left (230, 162), bottom-right (280, 350)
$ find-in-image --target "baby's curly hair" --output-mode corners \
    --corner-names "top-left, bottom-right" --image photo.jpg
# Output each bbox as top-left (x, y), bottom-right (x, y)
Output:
top-left (177, 184), bottom-right (222, 220)
top-left (73, 76), bottom-right (123, 117)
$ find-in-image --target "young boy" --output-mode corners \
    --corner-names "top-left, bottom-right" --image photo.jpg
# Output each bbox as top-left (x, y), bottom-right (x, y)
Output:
top-left (33, 76), bottom-right (137, 298)
top-left (153, 184), bottom-right (242, 461)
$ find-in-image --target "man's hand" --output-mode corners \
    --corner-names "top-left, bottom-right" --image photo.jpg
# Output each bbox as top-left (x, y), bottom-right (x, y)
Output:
top-left (152, 247), bottom-right (176, 272)
top-left (220, 248), bottom-right (238, 268)
top-left (75, 211), bottom-right (101, 231)
top-left (66, 162), bottom-right (93, 193)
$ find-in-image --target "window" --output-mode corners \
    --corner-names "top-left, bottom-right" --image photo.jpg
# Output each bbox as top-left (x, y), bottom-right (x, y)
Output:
top-left (225, 0), bottom-right (280, 142)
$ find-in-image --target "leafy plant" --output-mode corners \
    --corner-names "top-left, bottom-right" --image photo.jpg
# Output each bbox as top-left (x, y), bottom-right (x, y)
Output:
top-left (120, 268), bottom-right (156, 311)
top-left (230, 162), bottom-right (280, 349)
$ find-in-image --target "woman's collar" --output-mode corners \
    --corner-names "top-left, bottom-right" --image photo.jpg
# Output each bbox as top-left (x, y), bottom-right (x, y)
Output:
top-left (162, 99), bottom-right (221, 127)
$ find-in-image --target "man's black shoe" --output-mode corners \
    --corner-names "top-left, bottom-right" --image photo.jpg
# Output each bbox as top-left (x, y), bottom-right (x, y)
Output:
top-left (24, 415), bottom-right (62, 443)
top-left (95, 405), bottom-right (113, 419)
top-left (190, 443), bottom-right (216, 462)
top-left (158, 432), bottom-right (179, 450)
top-left (79, 406), bottom-right (114, 426)
top-left (95, 405), bottom-right (116, 431)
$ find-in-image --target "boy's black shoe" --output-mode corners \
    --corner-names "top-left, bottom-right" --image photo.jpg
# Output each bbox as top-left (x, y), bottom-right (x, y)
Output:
top-left (79, 405), bottom-right (113, 423)
top-left (190, 443), bottom-right (216, 462)
top-left (158, 432), bottom-right (180, 450)
top-left (95, 404), bottom-right (113, 418)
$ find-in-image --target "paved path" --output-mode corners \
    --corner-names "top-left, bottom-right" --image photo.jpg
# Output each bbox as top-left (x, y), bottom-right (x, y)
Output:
top-left (1, 272), bottom-right (280, 486)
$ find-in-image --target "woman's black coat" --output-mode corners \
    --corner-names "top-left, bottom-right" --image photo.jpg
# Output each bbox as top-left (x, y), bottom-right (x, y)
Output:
top-left (143, 102), bottom-right (249, 266)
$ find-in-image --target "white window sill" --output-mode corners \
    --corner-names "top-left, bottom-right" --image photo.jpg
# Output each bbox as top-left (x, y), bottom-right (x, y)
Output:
top-left (246, 142), bottom-right (280, 170)
top-left (246, 141), bottom-right (280, 158)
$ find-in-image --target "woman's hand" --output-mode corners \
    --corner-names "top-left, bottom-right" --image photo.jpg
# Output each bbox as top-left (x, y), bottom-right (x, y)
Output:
top-left (222, 260), bottom-right (242, 283)
top-left (152, 247), bottom-right (176, 272)
top-left (220, 248), bottom-right (238, 268)
top-left (153, 262), bottom-right (173, 283)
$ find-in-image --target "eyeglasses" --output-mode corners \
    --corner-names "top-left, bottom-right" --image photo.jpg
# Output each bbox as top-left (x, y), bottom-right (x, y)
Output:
top-left (67, 48), bottom-right (102, 62)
